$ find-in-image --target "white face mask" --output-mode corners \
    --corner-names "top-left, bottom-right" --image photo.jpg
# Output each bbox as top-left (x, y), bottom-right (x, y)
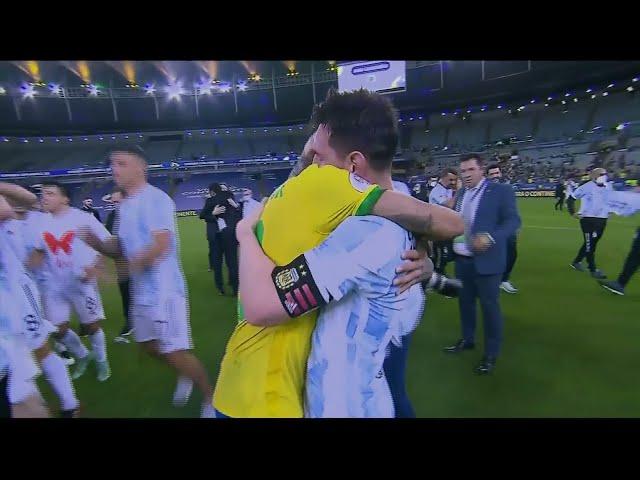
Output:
top-left (596, 174), bottom-right (608, 185)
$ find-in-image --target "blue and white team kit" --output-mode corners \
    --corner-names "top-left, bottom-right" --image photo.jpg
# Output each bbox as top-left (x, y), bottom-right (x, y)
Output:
top-left (117, 183), bottom-right (192, 354)
top-left (296, 180), bottom-right (424, 418)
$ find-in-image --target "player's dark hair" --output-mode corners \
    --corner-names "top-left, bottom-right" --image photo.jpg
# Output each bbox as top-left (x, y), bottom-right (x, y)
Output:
top-left (106, 145), bottom-right (149, 164)
top-left (460, 153), bottom-right (485, 167)
top-left (441, 168), bottom-right (458, 178)
top-left (487, 163), bottom-right (500, 171)
top-left (309, 88), bottom-right (399, 172)
top-left (41, 181), bottom-right (71, 200)
top-left (209, 183), bottom-right (222, 195)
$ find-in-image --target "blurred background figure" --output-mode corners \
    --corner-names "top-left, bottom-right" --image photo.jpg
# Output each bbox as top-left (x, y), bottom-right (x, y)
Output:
top-left (200, 183), bottom-right (241, 296)
top-left (81, 197), bottom-right (101, 223)
top-left (105, 187), bottom-right (134, 343)
top-left (240, 189), bottom-right (262, 219)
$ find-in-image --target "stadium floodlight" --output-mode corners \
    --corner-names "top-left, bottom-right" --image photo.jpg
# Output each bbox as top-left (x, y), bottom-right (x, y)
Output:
top-left (48, 83), bottom-right (62, 96)
top-left (607, 83), bottom-right (614, 89)
top-left (627, 86), bottom-right (634, 92)
top-left (237, 80), bottom-right (248, 92)
top-left (87, 84), bottom-right (100, 96)
top-left (20, 82), bottom-right (36, 99)
top-left (196, 80), bottom-right (212, 95)
top-left (144, 83), bottom-right (156, 95)
top-left (217, 82), bottom-right (232, 93)
top-left (165, 82), bottom-right (185, 100)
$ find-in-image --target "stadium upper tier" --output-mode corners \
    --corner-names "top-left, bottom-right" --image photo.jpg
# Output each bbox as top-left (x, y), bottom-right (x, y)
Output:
top-left (0, 91), bottom-right (638, 174)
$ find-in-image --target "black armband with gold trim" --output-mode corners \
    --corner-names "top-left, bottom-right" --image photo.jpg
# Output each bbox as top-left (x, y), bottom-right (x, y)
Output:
top-left (272, 254), bottom-right (326, 318)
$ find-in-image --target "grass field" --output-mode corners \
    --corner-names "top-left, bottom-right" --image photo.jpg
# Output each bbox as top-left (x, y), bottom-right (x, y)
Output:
top-left (37, 198), bottom-right (640, 417)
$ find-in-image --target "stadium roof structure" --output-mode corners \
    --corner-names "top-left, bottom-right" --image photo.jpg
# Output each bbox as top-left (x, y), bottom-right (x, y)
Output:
top-left (0, 60), bottom-right (638, 136)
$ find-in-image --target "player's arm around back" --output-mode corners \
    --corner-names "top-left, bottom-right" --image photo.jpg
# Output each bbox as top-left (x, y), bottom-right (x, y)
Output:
top-left (371, 190), bottom-right (463, 241)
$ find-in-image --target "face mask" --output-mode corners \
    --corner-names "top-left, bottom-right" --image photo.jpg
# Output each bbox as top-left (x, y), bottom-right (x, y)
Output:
top-left (596, 174), bottom-right (608, 185)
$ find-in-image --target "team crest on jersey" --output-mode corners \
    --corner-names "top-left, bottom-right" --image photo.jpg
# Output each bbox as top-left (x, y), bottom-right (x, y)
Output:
top-left (349, 172), bottom-right (371, 193)
top-left (24, 314), bottom-right (40, 333)
top-left (275, 267), bottom-right (300, 290)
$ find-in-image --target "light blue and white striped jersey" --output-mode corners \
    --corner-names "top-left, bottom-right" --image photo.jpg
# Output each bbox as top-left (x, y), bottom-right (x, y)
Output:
top-left (303, 216), bottom-right (425, 418)
top-left (118, 183), bottom-right (186, 305)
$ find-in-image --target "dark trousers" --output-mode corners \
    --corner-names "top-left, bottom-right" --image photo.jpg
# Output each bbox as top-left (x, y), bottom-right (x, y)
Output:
top-left (555, 196), bottom-right (564, 210)
top-left (455, 256), bottom-right (504, 358)
top-left (502, 236), bottom-right (518, 283)
top-left (383, 333), bottom-right (416, 418)
top-left (431, 240), bottom-right (452, 274)
top-left (118, 279), bottom-right (131, 334)
top-left (0, 376), bottom-right (10, 418)
top-left (618, 227), bottom-right (640, 287)
top-left (207, 238), bottom-right (217, 270)
top-left (573, 217), bottom-right (607, 272)
top-left (212, 229), bottom-right (239, 294)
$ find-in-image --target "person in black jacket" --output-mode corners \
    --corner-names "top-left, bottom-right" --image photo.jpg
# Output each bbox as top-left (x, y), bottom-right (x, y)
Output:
top-left (554, 181), bottom-right (565, 211)
top-left (81, 198), bottom-right (102, 222)
top-left (199, 183), bottom-right (242, 295)
top-left (105, 187), bottom-right (134, 343)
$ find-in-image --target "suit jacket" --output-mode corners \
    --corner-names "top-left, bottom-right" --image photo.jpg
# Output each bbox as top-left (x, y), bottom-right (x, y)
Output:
top-left (453, 181), bottom-right (521, 275)
top-left (199, 197), bottom-right (221, 240)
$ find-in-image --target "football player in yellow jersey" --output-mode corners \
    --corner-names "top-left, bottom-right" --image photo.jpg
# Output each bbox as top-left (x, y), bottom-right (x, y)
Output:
top-left (213, 90), bottom-right (463, 418)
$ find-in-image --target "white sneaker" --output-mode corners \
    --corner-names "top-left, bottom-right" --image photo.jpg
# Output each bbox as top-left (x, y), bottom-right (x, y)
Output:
top-left (172, 376), bottom-right (193, 407)
top-left (500, 281), bottom-right (518, 294)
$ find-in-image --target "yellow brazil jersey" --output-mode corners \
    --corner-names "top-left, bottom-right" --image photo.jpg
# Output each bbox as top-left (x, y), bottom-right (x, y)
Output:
top-left (213, 164), bottom-right (384, 418)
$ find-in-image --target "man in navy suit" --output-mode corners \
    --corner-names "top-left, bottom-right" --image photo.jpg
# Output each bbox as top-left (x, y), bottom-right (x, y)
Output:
top-left (444, 154), bottom-right (521, 374)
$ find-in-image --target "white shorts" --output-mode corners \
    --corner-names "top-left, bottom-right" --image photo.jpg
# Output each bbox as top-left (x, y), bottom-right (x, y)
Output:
top-left (42, 279), bottom-right (105, 327)
top-left (17, 273), bottom-right (57, 350)
top-left (0, 335), bottom-right (41, 404)
top-left (131, 295), bottom-right (193, 355)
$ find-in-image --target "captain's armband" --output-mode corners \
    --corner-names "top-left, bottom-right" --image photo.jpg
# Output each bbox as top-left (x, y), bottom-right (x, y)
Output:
top-left (272, 254), bottom-right (326, 318)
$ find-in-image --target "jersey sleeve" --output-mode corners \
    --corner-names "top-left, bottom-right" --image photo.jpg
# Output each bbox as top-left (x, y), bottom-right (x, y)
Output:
top-left (87, 210), bottom-right (111, 242)
top-left (147, 191), bottom-right (176, 233)
top-left (302, 165), bottom-right (385, 236)
top-left (571, 183), bottom-right (587, 199)
top-left (304, 217), bottom-right (405, 304)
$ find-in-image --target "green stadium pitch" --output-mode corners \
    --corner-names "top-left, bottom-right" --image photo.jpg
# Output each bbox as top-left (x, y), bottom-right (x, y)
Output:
top-left (37, 199), bottom-right (640, 417)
